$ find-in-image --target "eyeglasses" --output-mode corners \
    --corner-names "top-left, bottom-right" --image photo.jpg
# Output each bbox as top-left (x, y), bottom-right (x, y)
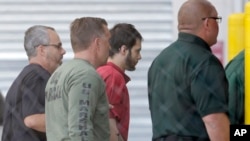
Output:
top-left (201, 16), bottom-right (222, 23)
top-left (43, 43), bottom-right (62, 49)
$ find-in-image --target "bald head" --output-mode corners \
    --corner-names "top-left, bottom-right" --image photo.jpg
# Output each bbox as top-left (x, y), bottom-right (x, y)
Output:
top-left (178, 0), bottom-right (217, 33)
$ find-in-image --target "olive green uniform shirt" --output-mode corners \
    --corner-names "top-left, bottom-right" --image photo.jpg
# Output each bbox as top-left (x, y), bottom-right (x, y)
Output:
top-left (45, 59), bottom-right (110, 141)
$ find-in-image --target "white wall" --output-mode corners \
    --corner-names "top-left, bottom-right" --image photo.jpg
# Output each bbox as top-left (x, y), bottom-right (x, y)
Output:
top-left (0, 1), bottom-right (173, 140)
top-left (171, 0), bottom-right (247, 64)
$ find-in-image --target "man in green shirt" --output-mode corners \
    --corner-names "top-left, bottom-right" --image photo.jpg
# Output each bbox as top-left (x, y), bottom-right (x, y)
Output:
top-left (45, 17), bottom-right (111, 141)
top-left (225, 50), bottom-right (245, 124)
top-left (148, 0), bottom-right (230, 141)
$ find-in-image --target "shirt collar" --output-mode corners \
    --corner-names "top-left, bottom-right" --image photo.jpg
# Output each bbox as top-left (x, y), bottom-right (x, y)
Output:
top-left (178, 32), bottom-right (212, 52)
top-left (106, 62), bottom-right (131, 83)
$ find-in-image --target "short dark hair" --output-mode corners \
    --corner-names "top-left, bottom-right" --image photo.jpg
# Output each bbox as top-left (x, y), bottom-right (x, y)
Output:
top-left (70, 17), bottom-right (108, 52)
top-left (109, 23), bottom-right (143, 57)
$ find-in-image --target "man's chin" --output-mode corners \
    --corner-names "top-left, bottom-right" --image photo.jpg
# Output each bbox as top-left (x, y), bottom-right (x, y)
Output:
top-left (127, 67), bottom-right (136, 71)
top-left (59, 60), bottom-right (63, 65)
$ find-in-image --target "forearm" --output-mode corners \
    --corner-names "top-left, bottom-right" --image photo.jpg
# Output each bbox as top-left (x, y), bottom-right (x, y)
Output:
top-left (24, 113), bottom-right (46, 132)
top-left (109, 118), bottom-right (124, 141)
top-left (203, 113), bottom-right (230, 141)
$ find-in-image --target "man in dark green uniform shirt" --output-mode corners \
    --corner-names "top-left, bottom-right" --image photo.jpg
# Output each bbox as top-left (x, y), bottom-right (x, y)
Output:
top-left (148, 0), bottom-right (230, 141)
top-left (225, 50), bottom-right (245, 124)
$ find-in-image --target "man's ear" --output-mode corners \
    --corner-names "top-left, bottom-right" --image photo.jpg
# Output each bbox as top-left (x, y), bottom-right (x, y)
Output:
top-left (95, 37), bottom-right (102, 49)
top-left (93, 37), bottom-right (98, 46)
top-left (202, 18), bottom-right (209, 30)
top-left (120, 45), bottom-right (128, 55)
top-left (37, 45), bottom-right (46, 56)
top-left (94, 37), bottom-right (103, 57)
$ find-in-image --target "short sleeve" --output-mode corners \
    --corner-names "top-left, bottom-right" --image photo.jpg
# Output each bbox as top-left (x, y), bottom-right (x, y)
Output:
top-left (22, 74), bottom-right (47, 118)
top-left (191, 56), bottom-right (228, 117)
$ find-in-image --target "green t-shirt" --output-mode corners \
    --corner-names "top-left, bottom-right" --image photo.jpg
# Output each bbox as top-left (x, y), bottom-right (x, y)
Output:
top-left (148, 32), bottom-right (228, 140)
top-left (225, 50), bottom-right (244, 124)
top-left (45, 59), bottom-right (110, 141)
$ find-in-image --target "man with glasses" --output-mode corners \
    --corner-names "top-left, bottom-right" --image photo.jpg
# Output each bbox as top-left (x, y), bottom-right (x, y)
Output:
top-left (2, 25), bottom-right (66, 141)
top-left (202, 16), bottom-right (222, 23)
top-left (148, 0), bottom-right (230, 141)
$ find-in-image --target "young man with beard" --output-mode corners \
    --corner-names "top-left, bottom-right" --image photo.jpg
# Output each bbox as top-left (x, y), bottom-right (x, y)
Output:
top-left (97, 23), bottom-right (143, 141)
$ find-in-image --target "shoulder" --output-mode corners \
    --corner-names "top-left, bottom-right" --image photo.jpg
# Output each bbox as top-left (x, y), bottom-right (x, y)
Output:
top-left (97, 64), bottom-right (115, 75)
top-left (226, 53), bottom-right (244, 91)
top-left (97, 64), bottom-right (122, 77)
top-left (17, 64), bottom-right (50, 84)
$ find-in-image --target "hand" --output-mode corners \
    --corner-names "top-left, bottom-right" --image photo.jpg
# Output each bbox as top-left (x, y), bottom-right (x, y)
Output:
top-left (109, 104), bottom-right (114, 109)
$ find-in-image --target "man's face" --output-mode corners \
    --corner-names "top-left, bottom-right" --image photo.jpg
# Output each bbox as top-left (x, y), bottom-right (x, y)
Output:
top-left (45, 29), bottom-right (66, 73)
top-left (125, 38), bottom-right (142, 71)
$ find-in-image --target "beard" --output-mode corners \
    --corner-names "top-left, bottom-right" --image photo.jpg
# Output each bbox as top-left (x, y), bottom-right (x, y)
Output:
top-left (125, 51), bottom-right (137, 71)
